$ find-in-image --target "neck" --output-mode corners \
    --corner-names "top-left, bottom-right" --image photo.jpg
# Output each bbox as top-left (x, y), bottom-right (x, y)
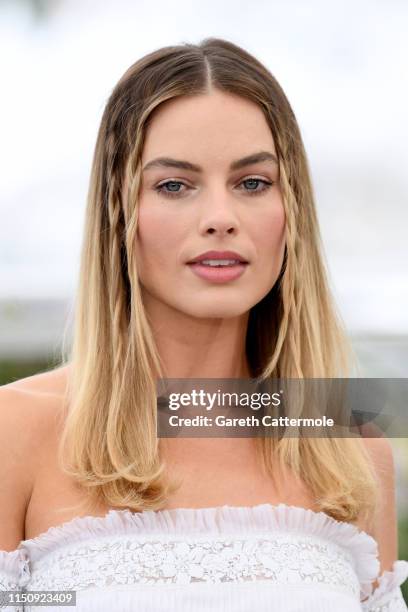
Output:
top-left (143, 294), bottom-right (251, 379)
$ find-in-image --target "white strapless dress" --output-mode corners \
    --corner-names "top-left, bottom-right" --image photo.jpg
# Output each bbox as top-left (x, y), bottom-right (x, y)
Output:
top-left (0, 503), bottom-right (407, 611)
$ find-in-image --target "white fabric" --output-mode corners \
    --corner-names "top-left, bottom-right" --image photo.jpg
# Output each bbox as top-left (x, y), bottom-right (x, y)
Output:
top-left (0, 503), bottom-right (407, 611)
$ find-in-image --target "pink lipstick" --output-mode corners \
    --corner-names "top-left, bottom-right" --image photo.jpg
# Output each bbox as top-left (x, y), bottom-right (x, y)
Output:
top-left (186, 250), bottom-right (249, 283)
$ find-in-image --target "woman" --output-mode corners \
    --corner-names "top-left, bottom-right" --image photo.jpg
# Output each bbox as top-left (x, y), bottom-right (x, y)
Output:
top-left (0, 37), bottom-right (407, 611)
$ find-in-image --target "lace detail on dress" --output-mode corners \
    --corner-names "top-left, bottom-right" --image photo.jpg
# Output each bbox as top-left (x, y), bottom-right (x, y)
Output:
top-left (1, 503), bottom-right (405, 609)
top-left (0, 550), bottom-right (29, 591)
top-left (0, 550), bottom-right (29, 612)
top-left (2, 505), bottom-right (407, 612)
top-left (17, 503), bottom-right (381, 599)
top-left (25, 532), bottom-right (361, 596)
top-left (0, 550), bottom-right (20, 591)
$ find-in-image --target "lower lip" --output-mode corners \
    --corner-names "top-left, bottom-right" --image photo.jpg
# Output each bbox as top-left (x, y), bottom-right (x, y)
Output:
top-left (187, 262), bottom-right (248, 283)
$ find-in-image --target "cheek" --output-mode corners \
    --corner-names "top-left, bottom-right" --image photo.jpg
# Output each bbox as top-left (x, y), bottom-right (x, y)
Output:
top-left (254, 201), bottom-right (286, 260)
top-left (136, 206), bottom-right (183, 268)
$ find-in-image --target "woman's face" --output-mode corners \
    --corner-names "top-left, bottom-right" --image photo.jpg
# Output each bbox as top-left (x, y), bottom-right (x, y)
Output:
top-left (135, 89), bottom-right (286, 319)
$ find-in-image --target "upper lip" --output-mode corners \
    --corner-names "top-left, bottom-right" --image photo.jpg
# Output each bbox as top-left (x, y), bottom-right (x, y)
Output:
top-left (187, 250), bottom-right (248, 264)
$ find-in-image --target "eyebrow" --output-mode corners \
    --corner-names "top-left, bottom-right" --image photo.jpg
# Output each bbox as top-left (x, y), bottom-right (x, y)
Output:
top-left (142, 151), bottom-right (278, 173)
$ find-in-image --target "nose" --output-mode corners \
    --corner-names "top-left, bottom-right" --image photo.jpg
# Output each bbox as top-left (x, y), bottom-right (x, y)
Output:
top-left (198, 189), bottom-right (240, 236)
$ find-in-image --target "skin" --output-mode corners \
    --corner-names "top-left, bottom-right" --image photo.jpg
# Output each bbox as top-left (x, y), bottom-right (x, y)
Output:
top-left (136, 89), bottom-right (286, 380)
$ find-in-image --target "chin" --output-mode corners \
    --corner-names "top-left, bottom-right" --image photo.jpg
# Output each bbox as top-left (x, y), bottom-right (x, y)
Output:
top-left (180, 300), bottom-right (252, 319)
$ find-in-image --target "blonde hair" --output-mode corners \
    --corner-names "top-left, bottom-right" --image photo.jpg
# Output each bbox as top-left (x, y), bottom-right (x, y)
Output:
top-left (58, 38), bottom-right (379, 525)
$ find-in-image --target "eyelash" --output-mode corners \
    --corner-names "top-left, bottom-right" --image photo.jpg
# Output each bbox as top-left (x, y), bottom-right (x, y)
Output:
top-left (154, 177), bottom-right (274, 199)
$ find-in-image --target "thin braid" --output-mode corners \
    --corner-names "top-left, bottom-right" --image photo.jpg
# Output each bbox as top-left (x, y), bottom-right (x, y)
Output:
top-left (124, 146), bottom-right (164, 380)
top-left (281, 164), bottom-right (303, 377)
top-left (262, 162), bottom-right (302, 378)
top-left (107, 182), bottom-right (127, 382)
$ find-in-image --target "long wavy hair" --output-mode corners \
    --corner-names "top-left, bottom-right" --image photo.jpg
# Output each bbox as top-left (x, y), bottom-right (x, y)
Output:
top-left (58, 37), bottom-right (379, 525)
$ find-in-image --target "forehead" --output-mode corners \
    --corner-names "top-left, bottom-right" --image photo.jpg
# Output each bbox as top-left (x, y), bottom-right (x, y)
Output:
top-left (141, 90), bottom-right (276, 164)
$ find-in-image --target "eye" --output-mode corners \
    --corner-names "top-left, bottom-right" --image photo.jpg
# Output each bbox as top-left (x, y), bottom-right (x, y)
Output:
top-left (154, 177), bottom-right (274, 199)
top-left (239, 177), bottom-right (273, 196)
top-left (155, 180), bottom-right (189, 199)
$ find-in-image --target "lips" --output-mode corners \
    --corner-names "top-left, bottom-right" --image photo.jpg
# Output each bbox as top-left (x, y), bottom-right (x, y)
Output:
top-left (186, 250), bottom-right (249, 283)
top-left (187, 250), bottom-right (248, 264)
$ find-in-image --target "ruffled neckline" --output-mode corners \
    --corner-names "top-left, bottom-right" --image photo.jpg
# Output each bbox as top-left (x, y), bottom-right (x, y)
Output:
top-left (14, 502), bottom-right (381, 593)
top-left (2, 503), bottom-right (407, 602)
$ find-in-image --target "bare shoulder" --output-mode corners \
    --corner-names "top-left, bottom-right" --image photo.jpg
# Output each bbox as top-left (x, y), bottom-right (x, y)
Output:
top-left (0, 364), bottom-right (70, 551)
top-left (1, 363), bottom-right (70, 431)
top-left (6, 363), bottom-right (71, 396)
top-left (360, 434), bottom-right (397, 574)
top-left (361, 434), bottom-right (395, 480)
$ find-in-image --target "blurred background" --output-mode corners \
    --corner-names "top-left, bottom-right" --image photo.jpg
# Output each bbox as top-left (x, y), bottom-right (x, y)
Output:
top-left (0, 0), bottom-right (407, 596)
